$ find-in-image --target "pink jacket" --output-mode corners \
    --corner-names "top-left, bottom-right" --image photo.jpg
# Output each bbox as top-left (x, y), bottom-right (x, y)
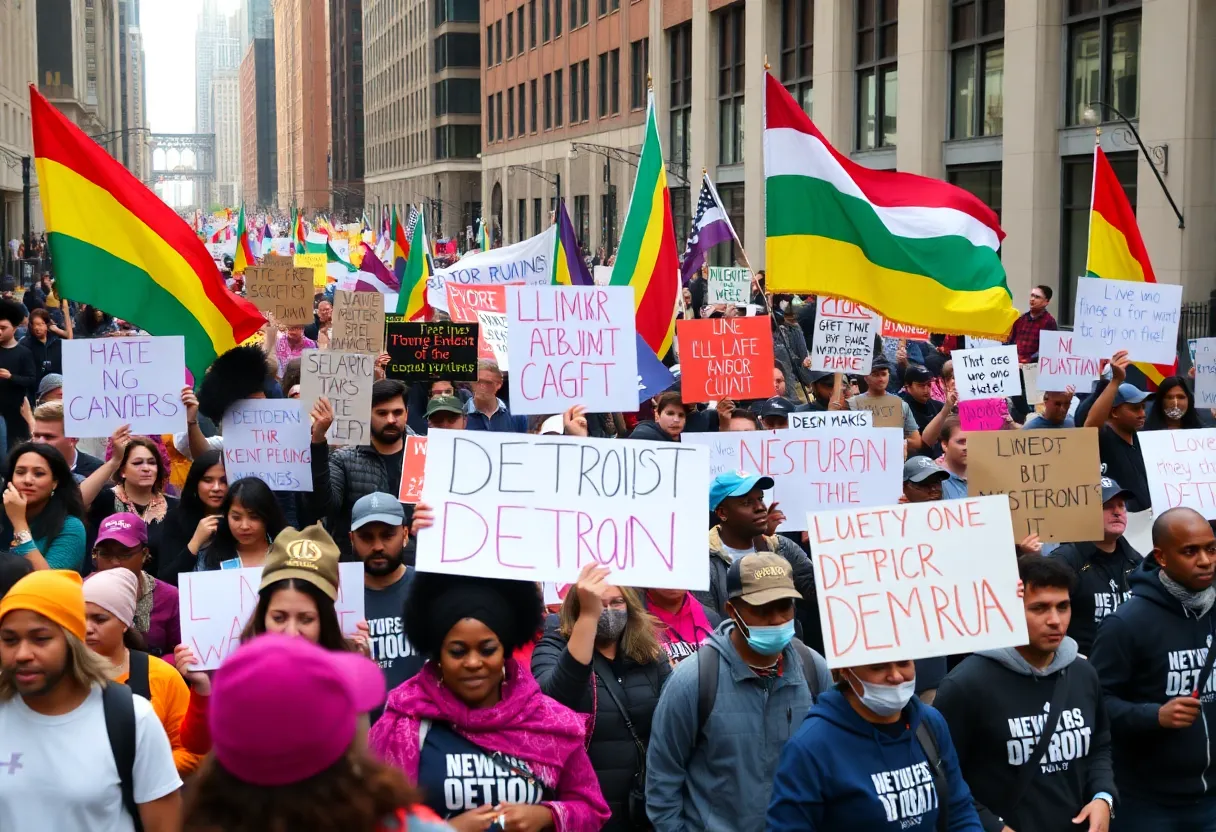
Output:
top-left (370, 659), bottom-right (610, 832)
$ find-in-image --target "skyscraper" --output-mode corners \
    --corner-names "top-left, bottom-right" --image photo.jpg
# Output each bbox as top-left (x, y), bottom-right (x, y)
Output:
top-left (273, 0), bottom-right (330, 210)
top-left (330, 0), bottom-right (364, 213)
top-left (212, 69), bottom-right (242, 206)
top-left (196, 0), bottom-right (239, 133)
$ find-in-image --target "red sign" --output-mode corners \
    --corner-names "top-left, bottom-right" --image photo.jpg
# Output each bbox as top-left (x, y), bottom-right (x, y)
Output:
top-left (445, 283), bottom-right (512, 363)
top-left (880, 319), bottom-right (932, 340)
top-left (677, 316), bottom-right (775, 404)
top-left (398, 436), bottom-right (427, 504)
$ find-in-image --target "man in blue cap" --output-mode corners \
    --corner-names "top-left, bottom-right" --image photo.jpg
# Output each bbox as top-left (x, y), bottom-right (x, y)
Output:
top-left (697, 471), bottom-right (817, 621)
top-left (1083, 350), bottom-right (1152, 511)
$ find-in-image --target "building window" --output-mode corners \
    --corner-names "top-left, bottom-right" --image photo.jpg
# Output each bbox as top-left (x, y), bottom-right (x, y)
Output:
top-left (496, 22), bottom-right (503, 64)
top-left (506, 12), bottom-right (514, 56)
top-left (574, 195), bottom-right (590, 249)
top-left (717, 5), bottom-right (745, 165)
top-left (530, 79), bottom-right (538, 131)
top-left (780, 0), bottom-right (813, 116)
top-left (486, 25), bottom-right (495, 65)
top-left (670, 187), bottom-right (691, 251)
top-left (487, 94), bottom-right (496, 142)
top-left (569, 0), bottom-right (588, 28)
top-left (543, 73), bottom-right (553, 128)
top-left (435, 0), bottom-right (479, 25)
top-left (517, 198), bottom-right (527, 242)
top-left (435, 33), bottom-right (480, 71)
top-left (435, 78), bottom-right (481, 115)
top-left (711, 184), bottom-right (745, 265)
top-left (435, 125), bottom-right (481, 159)
top-left (598, 0), bottom-right (618, 14)
top-left (533, 198), bottom-right (543, 235)
top-left (581, 59), bottom-right (590, 121)
top-left (949, 0), bottom-right (1004, 139)
top-left (669, 23), bottom-right (692, 176)
top-left (507, 86), bottom-right (515, 137)
top-left (519, 84), bottom-right (526, 134)
top-left (602, 190), bottom-right (618, 253)
top-left (610, 49), bottom-right (620, 114)
top-left (947, 163), bottom-right (1002, 218)
top-left (543, 0), bottom-right (551, 41)
top-left (555, 0), bottom-right (563, 35)
top-left (630, 38), bottom-right (649, 110)
top-left (571, 62), bottom-right (581, 122)
top-left (1065, 0), bottom-right (1140, 126)
top-left (856, 0), bottom-right (898, 150)
top-left (598, 52), bottom-right (609, 118)
top-left (496, 91), bottom-right (503, 139)
top-left (518, 10), bottom-right (525, 53)
top-left (1059, 151), bottom-right (1135, 320)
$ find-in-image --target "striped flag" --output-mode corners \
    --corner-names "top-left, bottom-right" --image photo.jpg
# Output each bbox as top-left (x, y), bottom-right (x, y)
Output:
top-left (681, 173), bottom-right (737, 284)
top-left (552, 200), bottom-right (593, 286)
top-left (232, 204), bottom-right (255, 275)
top-left (391, 206), bottom-right (411, 279)
top-left (395, 211), bottom-right (431, 320)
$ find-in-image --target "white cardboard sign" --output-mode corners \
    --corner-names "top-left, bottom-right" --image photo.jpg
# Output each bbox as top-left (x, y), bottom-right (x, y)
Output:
top-left (63, 336), bottom-right (188, 437)
top-left (1071, 277), bottom-right (1183, 365)
top-left (810, 297), bottom-right (879, 374)
top-left (1139, 429), bottom-right (1216, 519)
top-left (1194, 338), bottom-right (1216, 407)
top-left (682, 428), bottom-right (903, 532)
top-left (953, 345), bottom-right (1022, 401)
top-left (415, 431), bottom-right (709, 589)
top-left (790, 411), bottom-right (874, 430)
top-left (1037, 331), bottom-right (1101, 393)
top-left (708, 266), bottom-right (751, 306)
top-left (221, 399), bottom-right (313, 491)
top-left (179, 562), bottom-right (364, 670)
top-left (506, 284), bottom-right (638, 415)
top-left (809, 495), bottom-right (1027, 668)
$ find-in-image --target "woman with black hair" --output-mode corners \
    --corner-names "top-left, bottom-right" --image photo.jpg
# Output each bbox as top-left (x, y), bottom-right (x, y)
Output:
top-left (1143, 375), bottom-right (1205, 431)
top-left (86, 436), bottom-right (180, 577)
top-left (192, 477), bottom-right (286, 572)
top-left (0, 551), bottom-right (31, 598)
top-left (0, 442), bottom-right (86, 570)
top-left (73, 304), bottom-right (117, 338)
top-left (371, 572), bottom-right (610, 830)
top-left (160, 449), bottom-right (228, 585)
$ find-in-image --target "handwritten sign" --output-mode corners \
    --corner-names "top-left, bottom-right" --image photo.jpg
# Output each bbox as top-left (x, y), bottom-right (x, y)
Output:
top-left (881, 320), bottom-right (930, 340)
top-left (221, 399), bottom-right (313, 491)
top-left (62, 337), bottom-right (187, 438)
top-left (245, 262), bottom-right (314, 324)
top-left (416, 432), bottom-right (709, 589)
top-left (385, 319), bottom-right (479, 381)
top-left (958, 398), bottom-right (1007, 431)
top-left (1037, 331), bottom-right (1101, 393)
top-left (811, 297), bottom-right (879, 374)
top-left (1071, 276), bottom-right (1183, 365)
top-left (1140, 429), bottom-right (1216, 519)
top-left (708, 266), bottom-right (751, 305)
top-left (682, 428), bottom-right (903, 532)
top-left (809, 495), bottom-right (1027, 667)
top-left (790, 411), bottom-right (874, 430)
top-left (677, 316), bottom-right (774, 403)
top-left (1021, 362), bottom-right (1043, 406)
top-left (850, 393), bottom-right (906, 429)
top-left (294, 252), bottom-right (329, 289)
top-left (426, 225), bottom-right (554, 313)
top-left (954, 345), bottom-right (1021, 401)
top-left (299, 350), bottom-right (374, 445)
top-left (966, 336), bottom-right (1004, 349)
top-left (446, 283), bottom-right (512, 370)
top-left (1194, 338), bottom-right (1216, 407)
top-left (398, 435), bottom-right (427, 504)
top-left (967, 429), bottom-right (1103, 541)
top-left (506, 285), bottom-right (638, 415)
top-left (180, 562), bottom-right (364, 670)
top-left (330, 290), bottom-right (385, 354)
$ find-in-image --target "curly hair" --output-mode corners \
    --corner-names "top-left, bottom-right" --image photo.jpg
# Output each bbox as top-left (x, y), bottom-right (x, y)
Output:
top-left (183, 750), bottom-right (421, 832)
top-left (403, 572), bottom-right (543, 661)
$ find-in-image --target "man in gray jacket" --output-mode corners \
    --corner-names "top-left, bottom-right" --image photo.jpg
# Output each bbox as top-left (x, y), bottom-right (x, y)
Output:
top-left (646, 553), bottom-right (832, 832)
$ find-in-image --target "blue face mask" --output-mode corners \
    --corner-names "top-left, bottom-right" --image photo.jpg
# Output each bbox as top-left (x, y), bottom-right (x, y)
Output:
top-left (734, 615), bottom-right (796, 656)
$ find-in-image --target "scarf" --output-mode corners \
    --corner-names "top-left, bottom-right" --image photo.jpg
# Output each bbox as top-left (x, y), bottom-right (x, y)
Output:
top-left (1159, 570), bottom-right (1216, 618)
top-left (113, 484), bottom-right (169, 526)
top-left (135, 571), bottom-right (155, 634)
top-left (647, 591), bottom-right (714, 655)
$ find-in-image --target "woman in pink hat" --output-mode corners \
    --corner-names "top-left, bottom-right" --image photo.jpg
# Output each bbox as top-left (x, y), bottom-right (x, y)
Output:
top-left (89, 511), bottom-right (181, 657)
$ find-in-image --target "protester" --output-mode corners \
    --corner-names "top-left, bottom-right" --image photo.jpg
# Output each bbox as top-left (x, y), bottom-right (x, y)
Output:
top-left (795, 369), bottom-right (839, 412)
top-left (193, 477), bottom-right (286, 571)
top-left (273, 324), bottom-right (316, 378)
top-left (30, 400), bottom-right (105, 479)
top-left (303, 299), bottom-right (333, 342)
top-left (848, 356), bottom-right (923, 451)
top-left (89, 513), bottom-right (181, 657)
top-left (1143, 375), bottom-right (1203, 431)
top-left (74, 304), bottom-right (118, 337)
top-left (18, 308), bottom-right (62, 389)
top-left (936, 556), bottom-right (1115, 832)
top-left (83, 567), bottom-right (199, 775)
top-left (425, 395), bottom-right (466, 431)
top-left (759, 395), bottom-right (795, 430)
top-left (0, 570), bottom-right (182, 829)
top-left (1025, 387), bottom-right (1077, 429)
top-left (464, 359), bottom-right (527, 432)
top-left (900, 365), bottom-right (944, 440)
top-left (1083, 351), bottom-right (1152, 511)
top-left (159, 449), bottom-right (227, 586)
top-left (644, 585), bottom-right (721, 665)
top-left (533, 563), bottom-right (671, 829)
top-left (0, 298), bottom-right (35, 447)
top-left (899, 456), bottom-right (953, 702)
top-left (725, 408), bottom-right (758, 431)
top-left (371, 571), bottom-right (611, 829)
top-left (648, 553), bottom-right (831, 832)
top-left (0, 442), bottom-right (87, 570)
top-left (87, 436), bottom-right (179, 576)
top-left (630, 390), bottom-right (686, 442)
top-left (937, 416), bottom-right (968, 500)
top-left (1009, 285), bottom-right (1058, 364)
top-left (35, 371), bottom-right (64, 405)
top-left (182, 635), bottom-right (449, 832)
top-left (1088, 507), bottom-right (1216, 828)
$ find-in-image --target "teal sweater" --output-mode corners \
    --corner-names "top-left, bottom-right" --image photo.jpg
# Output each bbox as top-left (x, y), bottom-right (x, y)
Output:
top-left (17, 515), bottom-right (87, 571)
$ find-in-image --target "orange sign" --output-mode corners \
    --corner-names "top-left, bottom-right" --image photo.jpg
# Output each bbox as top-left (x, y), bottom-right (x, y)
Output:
top-left (398, 435), bottom-right (427, 504)
top-left (880, 319), bottom-right (931, 340)
top-left (677, 316), bottom-right (775, 404)
top-left (445, 283), bottom-right (513, 366)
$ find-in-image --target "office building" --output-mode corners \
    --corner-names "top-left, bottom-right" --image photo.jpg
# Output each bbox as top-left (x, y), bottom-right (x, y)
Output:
top-left (241, 38), bottom-right (279, 206)
top-left (212, 69), bottom-right (242, 206)
top-left (331, 0), bottom-right (365, 213)
top-left (273, 0), bottom-right (330, 210)
top-left (197, 0), bottom-right (240, 133)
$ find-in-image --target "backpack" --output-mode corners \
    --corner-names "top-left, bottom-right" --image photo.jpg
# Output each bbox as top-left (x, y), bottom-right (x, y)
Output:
top-left (100, 651), bottom-right (152, 832)
top-left (695, 638), bottom-right (821, 737)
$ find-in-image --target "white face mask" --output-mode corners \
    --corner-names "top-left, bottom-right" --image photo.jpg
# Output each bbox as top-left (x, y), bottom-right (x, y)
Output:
top-left (847, 670), bottom-right (916, 718)
top-left (1165, 406), bottom-right (1186, 421)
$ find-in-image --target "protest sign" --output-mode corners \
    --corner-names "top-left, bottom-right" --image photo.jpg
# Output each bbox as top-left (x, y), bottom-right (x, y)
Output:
top-left (62, 337), bottom-right (187, 438)
top-left (810, 297), bottom-right (879, 374)
top-left (330, 290), bottom-right (385, 354)
top-left (966, 337), bottom-right (1004, 349)
top-left (427, 226), bottom-right (555, 312)
top-left (677, 316), bottom-right (774, 403)
top-left (851, 394), bottom-right (906, 429)
top-left (299, 350), bottom-right (374, 445)
top-left (1037, 331), bottom-right (1101, 393)
top-left (1139, 429), bottom-right (1216, 519)
top-left (1071, 276), bottom-right (1183, 365)
top-left (593, 265), bottom-right (613, 286)
top-left (180, 562), bottom-right (364, 670)
top-left (1021, 362), bottom-right (1042, 406)
top-left (682, 428), bottom-right (903, 532)
top-left (385, 319), bottom-right (479, 381)
top-left (958, 398), bottom-right (1007, 431)
top-left (790, 411), bottom-right (874, 430)
top-left (415, 432), bottom-right (709, 589)
top-left (810, 494), bottom-right (1026, 667)
top-left (445, 283), bottom-right (511, 370)
top-left (954, 345), bottom-right (1021, 401)
top-left (245, 262), bottom-right (314, 324)
top-left (1194, 338), bottom-right (1216, 407)
top-left (506, 285), bottom-right (638, 415)
top-left (294, 252), bottom-right (329, 290)
top-left (398, 435), bottom-right (427, 504)
top-left (881, 320), bottom-right (931, 340)
top-left (269, 238), bottom-right (293, 257)
top-left (966, 429), bottom-right (1103, 541)
top-left (707, 266), bottom-right (751, 306)
top-left (221, 399), bottom-right (313, 491)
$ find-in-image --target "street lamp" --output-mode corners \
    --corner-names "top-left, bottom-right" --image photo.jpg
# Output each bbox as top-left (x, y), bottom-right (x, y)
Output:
top-left (1082, 100), bottom-right (1184, 229)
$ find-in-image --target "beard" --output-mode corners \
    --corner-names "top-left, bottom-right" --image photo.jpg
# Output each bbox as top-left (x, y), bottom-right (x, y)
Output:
top-left (371, 423), bottom-right (403, 444)
top-left (362, 547), bottom-right (404, 577)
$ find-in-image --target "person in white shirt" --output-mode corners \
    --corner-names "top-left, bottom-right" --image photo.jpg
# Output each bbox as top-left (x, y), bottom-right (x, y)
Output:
top-left (0, 569), bottom-right (181, 831)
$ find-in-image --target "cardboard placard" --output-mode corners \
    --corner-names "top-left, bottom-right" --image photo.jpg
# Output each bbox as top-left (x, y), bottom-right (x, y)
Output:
top-left (1071, 277), bottom-right (1183, 365)
top-left (1139, 429), bottom-right (1216, 519)
top-left (221, 399), bottom-right (313, 491)
top-left (809, 495), bottom-right (1027, 668)
top-left (707, 266), bottom-right (751, 306)
top-left (415, 432), bottom-right (709, 589)
top-left (1037, 332), bottom-right (1101, 393)
top-left (299, 350), bottom-right (375, 445)
top-left (1194, 338), bottom-right (1216, 407)
top-left (180, 562), bottom-right (364, 670)
top-left (384, 319), bottom-right (479, 381)
top-left (881, 320), bottom-right (931, 340)
top-left (958, 398), bottom-right (1007, 431)
top-left (398, 435), bottom-right (427, 504)
top-left (506, 285), bottom-right (639, 415)
top-left (954, 345), bottom-right (1021, 401)
top-left (682, 427), bottom-right (904, 532)
top-left (677, 316), bottom-right (775, 403)
top-left (966, 428), bottom-right (1103, 541)
top-left (62, 336), bottom-right (188, 438)
top-left (810, 297), bottom-right (879, 374)
top-left (245, 262), bottom-right (314, 324)
top-left (851, 394), bottom-right (906, 429)
top-left (445, 283), bottom-right (512, 370)
top-left (331, 290), bottom-right (386, 354)
top-left (790, 411), bottom-right (874, 430)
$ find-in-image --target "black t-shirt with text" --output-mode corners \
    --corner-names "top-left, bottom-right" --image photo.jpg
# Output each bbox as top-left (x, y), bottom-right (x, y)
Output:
top-left (417, 723), bottom-right (547, 825)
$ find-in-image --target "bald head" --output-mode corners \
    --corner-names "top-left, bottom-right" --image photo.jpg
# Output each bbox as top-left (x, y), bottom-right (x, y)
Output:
top-left (1152, 507), bottom-right (1216, 592)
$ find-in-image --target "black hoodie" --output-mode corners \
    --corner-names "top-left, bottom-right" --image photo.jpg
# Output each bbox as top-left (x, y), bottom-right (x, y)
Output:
top-left (1050, 536), bottom-right (1144, 655)
top-left (1089, 558), bottom-right (1216, 805)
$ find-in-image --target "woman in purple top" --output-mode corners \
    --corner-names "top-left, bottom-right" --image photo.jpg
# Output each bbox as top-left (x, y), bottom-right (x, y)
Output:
top-left (90, 511), bottom-right (181, 658)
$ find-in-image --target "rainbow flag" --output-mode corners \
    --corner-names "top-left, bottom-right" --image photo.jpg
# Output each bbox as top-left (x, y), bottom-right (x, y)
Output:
top-left (395, 211), bottom-right (431, 320)
top-left (1087, 145), bottom-right (1175, 387)
top-left (391, 206), bottom-right (411, 279)
top-left (552, 200), bottom-right (592, 286)
top-left (30, 85), bottom-right (263, 376)
top-left (609, 91), bottom-right (679, 358)
top-left (293, 210), bottom-right (306, 249)
top-left (233, 204), bottom-right (255, 275)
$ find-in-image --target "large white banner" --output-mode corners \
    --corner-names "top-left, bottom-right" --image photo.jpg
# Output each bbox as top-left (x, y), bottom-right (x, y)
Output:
top-left (427, 227), bottom-right (556, 312)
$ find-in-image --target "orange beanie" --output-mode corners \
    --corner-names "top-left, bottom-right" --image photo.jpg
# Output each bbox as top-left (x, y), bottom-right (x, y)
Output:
top-left (0, 570), bottom-right (87, 641)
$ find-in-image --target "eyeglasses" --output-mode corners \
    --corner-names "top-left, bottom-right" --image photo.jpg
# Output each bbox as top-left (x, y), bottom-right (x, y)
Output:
top-left (1030, 294), bottom-right (1046, 301)
top-left (604, 598), bottom-right (628, 610)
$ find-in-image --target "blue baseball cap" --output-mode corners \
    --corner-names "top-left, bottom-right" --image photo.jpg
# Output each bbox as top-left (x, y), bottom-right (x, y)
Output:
top-left (710, 471), bottom-right (775, 511)
top-left (1113, 383), bottom-right (1151, 406)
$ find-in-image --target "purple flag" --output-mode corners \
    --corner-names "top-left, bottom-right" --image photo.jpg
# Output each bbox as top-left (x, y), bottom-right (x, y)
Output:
top-left (680, 174), bottom-right (737, 285)
top-left (556, 200), bottom-right (594, 286)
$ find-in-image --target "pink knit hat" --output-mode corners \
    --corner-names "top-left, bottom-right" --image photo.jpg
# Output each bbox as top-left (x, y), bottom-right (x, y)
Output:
top-left (83, 568), bottom-right (139, 628)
